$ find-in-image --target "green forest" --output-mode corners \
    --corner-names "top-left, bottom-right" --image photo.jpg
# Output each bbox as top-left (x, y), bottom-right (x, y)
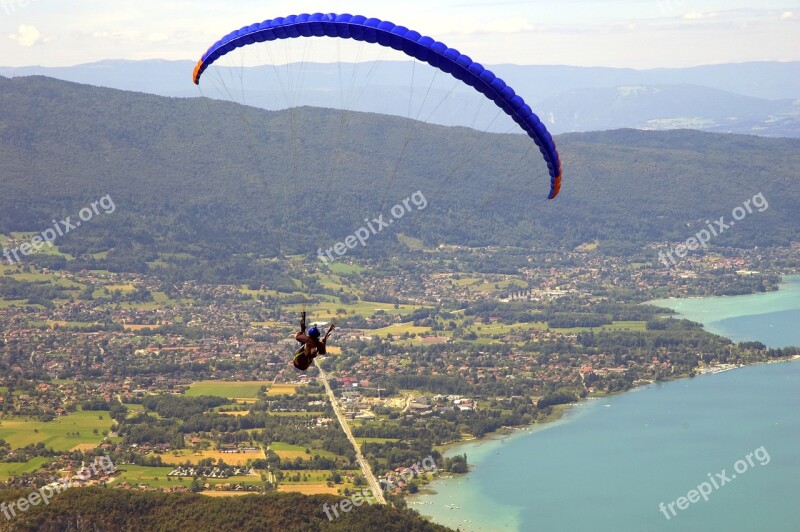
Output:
top-left (1, 75), bottom-right (798, 285)
top-left (0, 488), bottom-right (449, 531)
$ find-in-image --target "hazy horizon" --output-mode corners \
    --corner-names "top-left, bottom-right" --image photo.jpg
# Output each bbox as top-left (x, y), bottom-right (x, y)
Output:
top-left (2, 1), bottom-right (798, 69)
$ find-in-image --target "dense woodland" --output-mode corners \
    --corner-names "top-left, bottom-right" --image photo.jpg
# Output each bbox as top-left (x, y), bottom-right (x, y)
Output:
top-left (1, 76), bottom-right (799, 284)
top-left (0, 488), bottom-right (449, 531)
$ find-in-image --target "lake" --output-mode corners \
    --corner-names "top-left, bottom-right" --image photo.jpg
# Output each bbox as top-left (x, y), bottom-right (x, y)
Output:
top-left (413, 276), bottom-right (800, 531)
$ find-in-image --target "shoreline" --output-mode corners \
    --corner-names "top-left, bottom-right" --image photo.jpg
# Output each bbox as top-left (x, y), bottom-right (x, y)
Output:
top-left (647, 275), bottom-right (800, 343)
top-left (433, 402), bottom-right (577, 455)
top-left (408, 277), bottom-right (800, 529)
top-left (426, 353), bottom-right (800, 479)
top-left (409, 357), bottom-right (800, 529)
top-left (647, 273), bottom-right (800, 302)
top-left (411, 403), bottom-right (582, 503)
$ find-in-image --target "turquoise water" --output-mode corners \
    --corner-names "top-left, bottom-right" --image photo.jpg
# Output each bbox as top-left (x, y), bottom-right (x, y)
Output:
top-left (650, 275), bottom-right (800, 347)
top-left (413, 277), bottom-right (800, 531)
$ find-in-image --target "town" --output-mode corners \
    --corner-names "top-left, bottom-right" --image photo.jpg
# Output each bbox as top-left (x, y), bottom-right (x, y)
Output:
top-left (1, 240), bottom-right (798, 499)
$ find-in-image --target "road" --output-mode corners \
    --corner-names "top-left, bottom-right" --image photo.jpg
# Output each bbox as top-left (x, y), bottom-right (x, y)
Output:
top-left (317, 361), bottom-right (386, 505)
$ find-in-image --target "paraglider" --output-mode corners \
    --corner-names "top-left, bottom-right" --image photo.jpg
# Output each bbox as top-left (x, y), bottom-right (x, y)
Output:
top-left (192, 13), bottom-right (562, 199)
top-left (293, 311), bottom-right (336, 371)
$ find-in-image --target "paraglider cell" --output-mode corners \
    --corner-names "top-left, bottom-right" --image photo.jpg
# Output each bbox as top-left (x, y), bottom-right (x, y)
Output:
top-left (389, 26), bottom-right (409, 51)
top-left (500, 86), bottom-right (516, 102)
top-left (337, 24), bottom-right (352, 39)
top-left (508, 95), bottom-right (524, 111)
top-left (456, 54), bottom-right (472, 68)
top-left (286, 25), bottom-right (302, 39)
top-left (468, 62), bottom-right (485, 76)
top-left (489, 78), bottom-right (506, 94)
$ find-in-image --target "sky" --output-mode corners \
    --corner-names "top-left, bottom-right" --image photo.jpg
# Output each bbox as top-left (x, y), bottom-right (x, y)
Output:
top-left (1, 0), bottom-right (798, 69)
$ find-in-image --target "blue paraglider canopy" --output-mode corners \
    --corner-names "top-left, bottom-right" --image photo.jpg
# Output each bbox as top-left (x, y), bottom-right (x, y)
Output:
top-left (193, 13), bottom-right (562, 199)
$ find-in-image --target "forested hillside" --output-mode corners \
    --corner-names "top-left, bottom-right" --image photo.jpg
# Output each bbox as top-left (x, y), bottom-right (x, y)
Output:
top-left (0, 488), bottom-right (449, 531)
top-left (1, 75), bottom-right (798, 279)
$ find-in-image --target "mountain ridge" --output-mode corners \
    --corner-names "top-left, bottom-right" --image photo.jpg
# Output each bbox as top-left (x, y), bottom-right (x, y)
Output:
top-left (2, 60), bottom-right (798, 138)
top-left (1, 75), bottom-right (798, 276)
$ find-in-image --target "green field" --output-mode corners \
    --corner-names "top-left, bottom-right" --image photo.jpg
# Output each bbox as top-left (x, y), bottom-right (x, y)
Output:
top-left (396, 233), bottom-right (425, 251)
top-left (370, 323), bottom-right (433, 338)
top-left (269, 442), bottom-right (341, 461)
top-left (115, 291), bottom-right (192, 310)
top-left (186, 381), bottom-right (268, 399)
top-left (115, 464), bottom-right (185, 488)
top-left (326, 263), bottom-right (363, 275)
top-left (279, 469), bottom-right (351, 485)
top-left (317, 273), bottom-right (359, 295)
top-left (356, 437), bottom-right (400, 445)
top-left (0, 300), bottom-right (28, 308)
top-left (286, 300), bottom-right (426, 320)
top-left (450, 276), bottom-right (484, 287)
top-left (3, 233), bottom-right (72, 260)
top-left (0, 457), bottom-right (49, 481)
top-left (5, 271), bottom-right (60, 282)
top-left (551, 320), bottom-right (649, 333)
top-left (0, 409), bottom-right (113, 451)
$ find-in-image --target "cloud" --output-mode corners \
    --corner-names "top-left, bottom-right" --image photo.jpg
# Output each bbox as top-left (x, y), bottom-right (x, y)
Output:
top-left (430, 14), bottom-right (538, 36)
top-left (682, 12), bottom-right (718, 20)
top-left (8, 24), bottom-right (48, 47)
top-left (781, 12), bottom-right (794, 20)
top-left (483, 17), bottom-right (535, 34)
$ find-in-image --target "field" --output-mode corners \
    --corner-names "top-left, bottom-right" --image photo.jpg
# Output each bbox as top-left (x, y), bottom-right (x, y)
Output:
top-left (325, 263), bottom-right (363, 275)
top-left (114, 465), bottom-right (181, 488)
top-left (279, 469), bottom-right (338, 484)
top-left (104, 284), bottom-right (135, 292)
top-left (369, 323), bottom-right (432, 338)
top-left (355, 437), bottom-right (400, 445)
top-left (552, 321), bottom-right (649, 333)
top-left (278, 484), bottom-right (339, 495)
top-left (47, 320), bottom-right (101, 329)
top-left (1, 233), bottom-right (73, 260)
top-left (71, 443), bottom-right (99, 452)
top-left (0, 409), bottom-right (113, 451)
top-left (185, 381), bottom-right (268, 399)
top-left (266, 384), bottom-right (298, 396)
top-left (269, 442), bottom-right (341, 461)
top-left (397, 233), bottom-right (425, 251)
top-left (115, 292), bottom-right (193, 310)
top-left (278, 469), bottom-right (361, 495)
top-left (0, 457), bottom-right (49, 481)
top-left (284, 300), bottom-right (426, 320)
top-left (155, 449), bottom-right (265, 466)
top-left (317, 273), bottom-right (357, 295)
top-left (123, 324), bottom-right (159, 331)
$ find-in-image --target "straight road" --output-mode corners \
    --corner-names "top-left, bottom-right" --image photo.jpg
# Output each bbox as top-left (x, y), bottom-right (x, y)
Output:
top-left (317, 362), bottom-right (386, 505)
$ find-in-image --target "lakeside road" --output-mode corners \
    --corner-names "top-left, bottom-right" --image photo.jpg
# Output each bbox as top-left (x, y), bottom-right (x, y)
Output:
top-left (317, 361), bottom-right (387, 505)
